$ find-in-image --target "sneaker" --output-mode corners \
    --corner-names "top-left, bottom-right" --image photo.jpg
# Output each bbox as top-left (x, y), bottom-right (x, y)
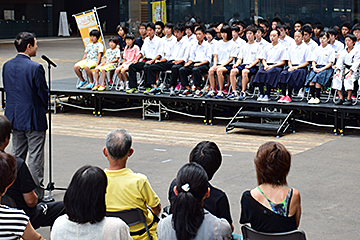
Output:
top-left (91, 85), bottom-right (99, 91)
top-left (126, 88), bottom-right (139, 93)
top-left (143, 87), bottom-right (152, 94)
top-left (125, 81), bottom-right (130, 91)
top-left (215, 91), bottom-right (225, 99)
top-left (223, 85), bottom-right (229, 94)
top-left (334, 98), bottom-right (344, 105)
top-left (205, 90), bottom-right (216, 98)
top-left (262, 95), bottom-right (270, 102)
top-left (179, 89), bottom-right (192, 97)
top-left (343, 98), bottom-right (352, 106)
top-left (169, 87), bottom-right (176, 96)
top-left (227, 92), bottom-right (239, 100)
top-left (257, 94), bottom-right (264, 101)
top-left (98, 85), bottom-right (106, 91)
top-left (175, 82), bottom-right (181, 91)
top-left (283, 96), bottom-right (292, 103)
top-left (297, 88), bottom-right (305, 98)
top-left (159, 82), bottom-right (166, 91)
top-left (193, 89), bottom-right (202, 98)
top-left (191, 85), bottom-right (196, 92)
top-left (77, 80), bottom-right (87, 89)
top-left (238, 91), bottom-right (246, 100)
top-left (351, 95), bottom-right (356, 100)
top-left (313, 97), bottom-right (320, 104)
top-left (85, 82), bottom-right (94, 89)
top-left (119, 81), bottom-right (125, 91)
top-left (308, 97), bottom-right (315, 104)
top-left (145, 87), bottom-right (161, 95)
top-left (278, 96), bottom-right (286, 103)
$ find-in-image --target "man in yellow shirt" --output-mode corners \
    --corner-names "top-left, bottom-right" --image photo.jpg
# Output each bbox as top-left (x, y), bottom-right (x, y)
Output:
top-left (103, 129), bottom-right (161, 240)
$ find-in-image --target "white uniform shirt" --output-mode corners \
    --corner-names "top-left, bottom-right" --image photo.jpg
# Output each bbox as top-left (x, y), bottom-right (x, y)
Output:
top-left (186, 34), bottom-right (197, 45)
top-left (213, 40), bottom-right (236, 65)
top-left (140, 35), bottom-right (163, 59)
top-left (189, 41), bottom-right (211, 63)
top-left (329, 40), bottom-right (345, 56)
top-left (232, 37), bottom-right (246, 57)
top-left (256, 38), bottom-right (270, 52)
top-left (335, 47), bottom-right (360, 72)
top-left (237, 42), bottom-right (262, 65)
top-left (288, 42), bottom-right (313, 65)
top-left (278, 35), bottom-right (295, 51)
top-left (260, 42), bottom-right (288, 64)
top-left (161, 35), bottom-right (177, 59)
top-left (168, 37), bottom-right (190, 62)
top-left (304, 39), bottom-right (318, 52)
top-left (312, 44), bottom-right (335, 66)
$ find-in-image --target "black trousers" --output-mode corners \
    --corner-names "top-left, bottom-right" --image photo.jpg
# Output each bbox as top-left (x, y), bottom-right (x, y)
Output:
top-left (27, 201), bottom-right (65, 229)
top-left (148, 61), bottom-right (174, 85)
top-left (128, 59), bottom-right (153, 88)
top-left (179, 63), bottom-right (209, 87)
top-left (170, 63), bottom-right (185, 87)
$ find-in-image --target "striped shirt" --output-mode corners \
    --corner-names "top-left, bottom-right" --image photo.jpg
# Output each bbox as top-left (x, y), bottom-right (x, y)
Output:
top-left (0, 205), bottom-right (29, 239)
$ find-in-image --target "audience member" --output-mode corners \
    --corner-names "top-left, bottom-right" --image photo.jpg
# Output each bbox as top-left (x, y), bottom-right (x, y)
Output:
top-left (313, 22), bottom-right (324, 44)
top-left (116, 24), bottom-right (128, 51)
top-left (302, 25), bottom-right (318, 51)
top-left (277, 21), bottom-right (295, 50)
top-left (294, 20), bottom-right (303, 32)
top-left (255, 25), bottom-right (270, 49)
top-left (271, 17), bottom-right (281, 30)
top-left (258, 19), bottom-right (270, 42)
top-left (155, 21), bottom-right (165, 38)
top-left (135, 22), bottom-right (147, 48)
top-left (339, 22), bottom-right (352, 44)
top-left (184, 22), bottom-right (197, 44)
top-left (328, 27), bottom-right (345, 57)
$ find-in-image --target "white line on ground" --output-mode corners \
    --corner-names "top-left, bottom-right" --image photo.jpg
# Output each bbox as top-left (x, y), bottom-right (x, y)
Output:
top-left (222, 154), bottom-right (233, 157)
top-left (162, 159), bottom-right (172, 163)
top-left (154, 148), bottom-right (167, 152)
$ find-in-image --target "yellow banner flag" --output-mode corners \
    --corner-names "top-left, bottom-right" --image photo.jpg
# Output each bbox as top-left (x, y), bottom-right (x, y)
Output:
top-left (152, 1), bottom-right (167, 23)
top-left (74, 11), bottom-right (105, 49)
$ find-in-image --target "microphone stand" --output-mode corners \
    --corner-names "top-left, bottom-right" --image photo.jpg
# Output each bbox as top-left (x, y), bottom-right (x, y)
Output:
top-left (42, 56), bottom-right (67, 202)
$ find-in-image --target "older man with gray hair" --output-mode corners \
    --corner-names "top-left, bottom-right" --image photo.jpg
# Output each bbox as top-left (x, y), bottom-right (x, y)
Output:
top-left (103, 129), bottom-right (161, 240)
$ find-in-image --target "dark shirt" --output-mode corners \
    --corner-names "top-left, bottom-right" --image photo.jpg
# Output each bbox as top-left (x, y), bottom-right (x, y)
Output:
top-left (240, 190), bottom-right (297, 233)
top-left (168, 178), bottom-right (232, 225)
top-left (241, 34), bottom-right (248, 42)
top-left (135, 37), bottom-right (144, 49)
top-left (312, 36), bottom-right (320, 45)
top-left (264, 32), bottom-right (270, 42)
top-left (117, 36), bottom-right (126, 51)
top-left (339, 35), bottom-right (345, 44)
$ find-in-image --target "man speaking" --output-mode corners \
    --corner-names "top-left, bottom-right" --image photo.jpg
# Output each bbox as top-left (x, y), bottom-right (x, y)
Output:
top-left (2, 32), bottom-right (49, 200)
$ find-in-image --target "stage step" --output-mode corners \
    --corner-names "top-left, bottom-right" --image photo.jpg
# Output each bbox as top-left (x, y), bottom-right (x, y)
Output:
top-left (228, 122), bottom-right (281, 131)
top-left (237, 111), bottom-right (288, 119)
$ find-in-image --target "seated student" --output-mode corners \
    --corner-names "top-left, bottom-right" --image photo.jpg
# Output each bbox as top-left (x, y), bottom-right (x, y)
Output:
top-left (159, 163), bottom-right (232, 240)
top-left (116, 24), bottom-right (128, 51)
top-left (306, 31), bottom-right (335, 104)
top-left (0, 152), bottom-right (44, 240)
top-left (51, 165), bottom-right (132, 240)
top-left (184, 22), bottom-right (197, 44)
top-left (352, 23), bottom-right (360, 48)
top-left (333, 34), bottom-right (360, 105)
top-left (127, 22), bottom-right (162, 94)
top-left (145, 22), bottom-right (177, 95)
top-left (258, 19), bottom-right (270, 42)
top-left (255, 25), bottom-right (270, 50)
top-left (328, 27), bottom-right (345, 58)
top-left (312, 22), bottom-right (324, 45)
top-left (168, 141), bottom-right (233, 231)
top-left (278, 30), bottom-right (312, 103)
top-left (214, 22), bottom-right (223, 40)
top-left (135, 22), bottom-right (147, 49)
top-left (103, 129), bottom-right (161, 240)
top-left (293, 20), bottom-right (303, 32)
top-left (276, 21), bottom-right (295, 51)
top-left (155, 21), bottom-right (165, 38)
top-left (205, 25), bottom-right (236, 98)
top-left (179, 27), bottom-right (211, 97)
top-left (271, 17), bottom-right (281, 30)
top-left (285, 22), bottom-right (292, 37)
top-left (240, 142), bottom-right (301, 233)
top-left (237, 20), bottom-right (247, 41)
top-left (116, 33), bottom-right (140, 91)
top-left (93, 37), bottom-right (120, 91)
top-left (339, 22), bottom-right (352, 44)
top-left (0, 115), bottom-right (65, 230)
top-left (302, 25), bottom-right (319, 52)
top-left (253, 29), bottom-right (287, 102)
top-left (228, 25), bottom-right (261, 100)
top-left (74, 29), bottom-right (104, 89)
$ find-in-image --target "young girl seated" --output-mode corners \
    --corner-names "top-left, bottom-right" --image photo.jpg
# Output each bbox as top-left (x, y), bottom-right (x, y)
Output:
top-left (115, 33), bottom-right (140, 91)
top-left (158, 163), bottom-right (232, 240)
top-left (278, 30), bottom-right (312, 103)
top-left (93, 37), bottom-right (120, 91)
top-left (240, 142), bottom-right (301, 233)
top-left (306, 31), bottom-right (335, 104)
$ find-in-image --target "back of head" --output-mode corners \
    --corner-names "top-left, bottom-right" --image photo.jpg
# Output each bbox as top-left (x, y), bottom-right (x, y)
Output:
top-left (254, 142), bottom-right (291, 186)
top-left (0, 152), bottom-right (17, 195)
top-left (189, 141), bottom-right (221, 180)
top-left (64, 165), bottom-right (107, 224)
top-left (172, 163), bottom-right (208, 240)
top-left (105, 129), bottom-right (132, 160)
top-left (14, 32), bottom-right (35, 53)
top-left (0, 115), bottom-right (12, 146)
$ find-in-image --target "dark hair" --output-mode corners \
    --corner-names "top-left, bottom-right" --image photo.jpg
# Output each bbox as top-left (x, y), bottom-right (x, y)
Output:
top-left (328, 27), bottom-right (338, 36)
top-left (174, 24), bottom-right (185, 32)
top-left (313, 22), bottom-right (324, 31)
top-left (345, 33), bottom-right (357, 43)
top-left (285, 22), bottom-right (291, 31)
top-left (259, 19), bottom-right (270, 28)
top-left (89, 29), bottom-right (101, 40)
top-left (139, 22), bottom-right (147, 28)
top-left (257, 25), bottom-right (265, 34)
top-left (116, 24), bottom-right (128, 36)
top-left (146, 22), bottom-right (155, 30)
top-left (0, 116), bottom-right (12, 146)
top-left (210, 22), bottom-right (219, 29)
top-left (220, 25), bottom-right (232, 41)
top-left (184, 22), bottom-right (194, 33)
top-left (205, 28), bottom-right (216, 38)
top-left (195, 26), bottom-right (205, 34)
top-left (231, 25), bottom-right (240, 32)
top-left (276, 21), bottom-right (287, 30)
top-left (64, 165), bottom-right (107, 224)
top-left (237, 20), bottom-right (247, 29)
top-left (319, 31), bottom-right (330, 39)
top-left (302, 25), bottom-right (313, 34)
top-left (271, 29), bottom-right (281, 37)
top-left (189, 141), bottom-right (222, 181)
top-left (155, 21), bottom-right (165, 29)
top-left (165, 22), bottom-right (174, 29)
top-left (254, 142), bottom-right (291, 186)
top-left (294, 29), bottom-right (304, 36)
top-left (105, 129), bottom-right (132, 160)
top-left (245, 25), bottom-right (257, 34)
top-left (294, 20), bottom-right (304, 26)
top-left (0, 152), bottom-right (17, 194)
top-left (108, 36), bottom-right (119, 45)
top-left (172, 163), bottom-right (208, 240)
top-left (352, 23), bottom-right (360, 32)
top-left (341, 22), bottom-right (352, 32)
top-left (232, 20), bottom-right (240, 26)
top-left (272, 17), bottom-right (281, 24)
top-left (14, 32), bottom-right (35, 52)
top-left (124, 33), bottom-right (135, 41)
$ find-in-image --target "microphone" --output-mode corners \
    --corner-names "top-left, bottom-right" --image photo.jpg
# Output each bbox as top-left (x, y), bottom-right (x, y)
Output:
top-left (41, 55), bottom-right (57, 67)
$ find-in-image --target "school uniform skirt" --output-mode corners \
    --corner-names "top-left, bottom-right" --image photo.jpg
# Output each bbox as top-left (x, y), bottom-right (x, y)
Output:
top-left (305, 65), bottom-right (333, 86)
top-left (253, 66), bottom-right (283, 88)
top-left (279, 67), bottom-right (308, 91)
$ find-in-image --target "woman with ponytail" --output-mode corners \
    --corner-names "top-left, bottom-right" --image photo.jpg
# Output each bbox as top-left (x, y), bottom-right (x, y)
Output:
top-left (158, 163), bottom-right (232, 240)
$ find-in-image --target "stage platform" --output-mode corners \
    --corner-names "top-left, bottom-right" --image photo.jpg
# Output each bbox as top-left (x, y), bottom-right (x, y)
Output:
top-left (2, 78), bottom-right (360, 136)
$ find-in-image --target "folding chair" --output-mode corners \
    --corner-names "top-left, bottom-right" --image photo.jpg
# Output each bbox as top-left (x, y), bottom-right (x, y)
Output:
top-left (106, 208), bottom-right (153, 240)
top-left (241, 225), bottom-right (306, 240)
